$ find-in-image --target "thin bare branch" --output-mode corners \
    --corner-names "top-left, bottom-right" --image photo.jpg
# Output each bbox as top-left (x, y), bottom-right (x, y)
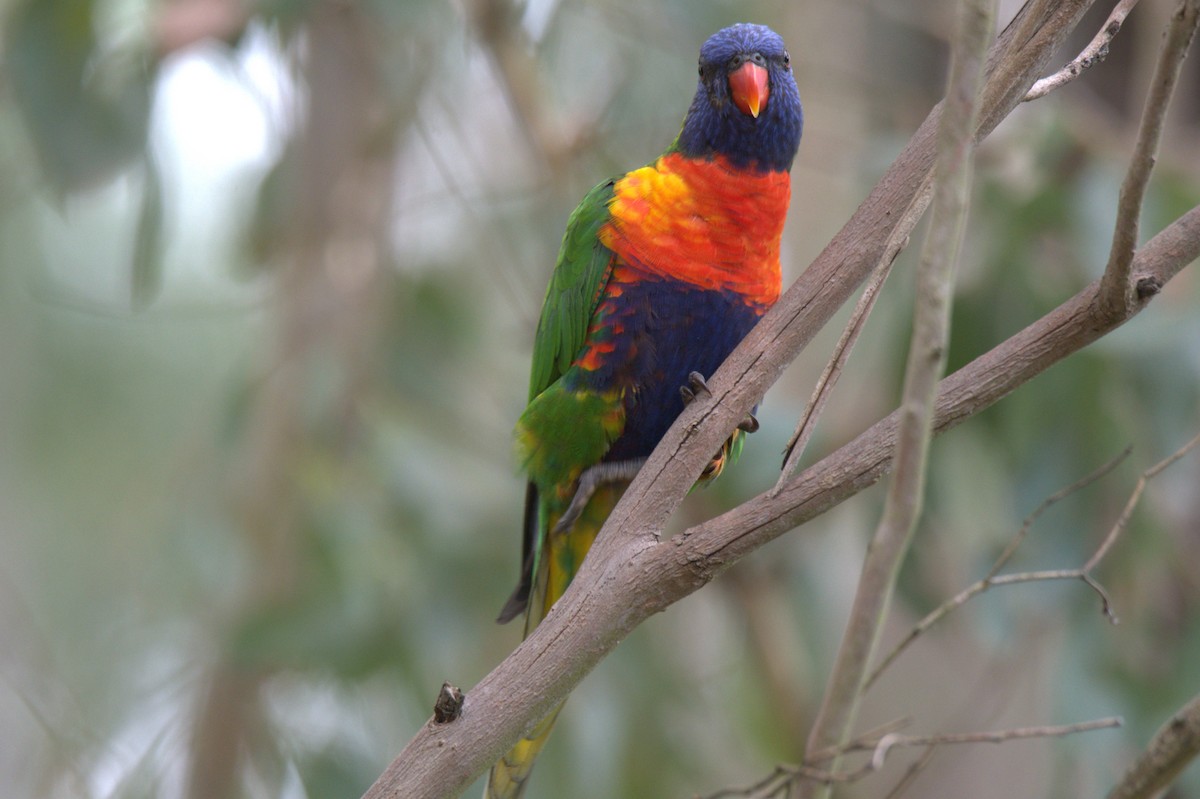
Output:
top-left (1025, 0), bottom-right (1141, 101)
top-left (1083, 430), bottom-right (1200, 571)
top-left (863, 718), bottom-right (1123, 766)
top-left (1107, 693), bottom-right (1200, 799)
top-left (882, 745), bottom-right (939, 799)
top-left (775, 219), bottom-right (913, 492)
top-left (802, 1), bottom-right (996, 790)
top-left (700, 718), bottom-right (1121, 797)
top-left (863, 447), bottom-right (1129, 689)
top-left (865, 431), bottom-right (1198, 689)
top-left (984, 446), bottom-right (1132, 581)
top-left (1099, 0), bottom-right (1200, 318)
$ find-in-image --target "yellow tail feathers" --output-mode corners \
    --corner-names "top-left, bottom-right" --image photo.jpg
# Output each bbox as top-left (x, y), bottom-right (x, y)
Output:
top-left (485, 482), bottom-right (625, 798)
top-left (483, 705), bottom-right (563, 799)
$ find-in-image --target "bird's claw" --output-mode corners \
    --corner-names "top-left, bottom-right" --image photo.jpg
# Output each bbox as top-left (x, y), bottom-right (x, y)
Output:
top-left (738, 413), bottom-right (760, 434)
top-left (680, 371), bottom-right (711, 405)
top-left (679, 372), bottom-right (758, 432)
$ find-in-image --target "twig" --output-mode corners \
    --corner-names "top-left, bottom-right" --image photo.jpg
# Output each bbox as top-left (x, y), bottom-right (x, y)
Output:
top-left (862, 718), bottom-right (1124, 767)
top-left (866, 433), bottom-right (1198, 689)
top-left (801, 1), bottom-right (996, 793)
top-left (1099, 0), bottom-right (1200, 318)
top-left (1083, 430), bottom-right (1200, 572)
top-left (865, 447), bottom-right (1131, 690)
top-left (775, 218), bottom-right (913, 493)
top-left (698, 718), bottom-right (1121, 797)
top-left (804, 717), bottom-right (913, 765)
top-left (984, 446), bottom-right (1132, 580)
top-left (1024, 0), bottom-right (1141, 101)
top-left (882, 744), bottom-right (938, 799)
top-left (1107, 693), bottom-right (1200, 799)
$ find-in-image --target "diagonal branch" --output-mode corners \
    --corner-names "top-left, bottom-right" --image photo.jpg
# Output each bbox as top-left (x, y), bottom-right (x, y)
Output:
top-left (671, 201), bottom-right (1199, 597)
top-left (1107, 692), bottom-right (1200, 799)
top-left (1083, 430), bottom-right (1200, 572)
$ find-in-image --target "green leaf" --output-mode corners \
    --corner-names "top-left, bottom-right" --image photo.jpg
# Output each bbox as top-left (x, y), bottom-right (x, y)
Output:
top-left (4, 0), bottom-right (154, 191)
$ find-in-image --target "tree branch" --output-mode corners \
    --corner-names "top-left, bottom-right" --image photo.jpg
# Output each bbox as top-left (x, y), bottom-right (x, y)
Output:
top-left (1084, 430), bottom-right (1200, 572)
top-left (801, 0), bottom-right (997, 789)
top-left (1024, 0), bottom-right (1141, 101)
top-left (864, 446), bottom-right (1133, 690)
top-left (361, 188), bottom-right (1200, 799)
top-left (673, 201), bottom-right (1199, 589)
top-left (1099, 0), bottom-right (1200, 318)
top-left (985, 447), bottom-right (1132, 579)
top-left (1107, 693), bottom-right (1200, 799)
top-left (775, 221), bottom-right (908, 490)
top-left (700, 717), bottom-right (1121, 796)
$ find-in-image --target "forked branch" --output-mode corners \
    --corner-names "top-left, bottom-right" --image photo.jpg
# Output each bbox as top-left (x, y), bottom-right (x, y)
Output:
top-left (1099, 0), bottom-right (1200, 317)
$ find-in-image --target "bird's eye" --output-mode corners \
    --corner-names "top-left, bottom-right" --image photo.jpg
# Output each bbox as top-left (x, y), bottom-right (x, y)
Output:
top-left (783, 52), bottom-right (791, 68)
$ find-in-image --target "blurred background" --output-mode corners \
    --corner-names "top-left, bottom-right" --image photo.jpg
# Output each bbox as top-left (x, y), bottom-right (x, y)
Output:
top-left (0, 0), bottom-right (1198, 797)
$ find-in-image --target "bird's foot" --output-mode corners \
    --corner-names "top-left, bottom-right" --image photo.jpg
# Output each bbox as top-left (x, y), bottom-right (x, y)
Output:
top-left (679, 371), bottom-right (711, 405)
top-left (738, 412), bottom-right (760, 434)
top-left (680, 371), bottom-right (759, 433)
top-left (553, 458), bottom-right (647, 535)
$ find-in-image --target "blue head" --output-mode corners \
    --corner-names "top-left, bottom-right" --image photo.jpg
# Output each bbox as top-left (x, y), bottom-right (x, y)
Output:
top-left (674, 24), bottom-right (803, 173)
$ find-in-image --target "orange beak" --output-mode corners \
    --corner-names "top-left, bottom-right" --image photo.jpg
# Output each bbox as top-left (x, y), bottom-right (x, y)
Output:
top-left (729, 61), bottom-right (769, 118)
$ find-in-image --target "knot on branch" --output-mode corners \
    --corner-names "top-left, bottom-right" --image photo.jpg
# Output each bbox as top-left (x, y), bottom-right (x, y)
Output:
top-left (671, 535), bottom-right (726, 590)
top-left (1135, 275), bottom-right (1163, 299)
top-left (433, 682), bottom-right (465, 723)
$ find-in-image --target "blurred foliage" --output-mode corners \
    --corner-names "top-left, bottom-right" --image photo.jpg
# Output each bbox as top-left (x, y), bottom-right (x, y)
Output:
top-left (0, 1), bottom-right (1198, 798)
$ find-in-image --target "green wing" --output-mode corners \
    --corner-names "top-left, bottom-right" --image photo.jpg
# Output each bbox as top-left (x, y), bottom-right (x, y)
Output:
top-left (498, 178), bottom-right (618, 625)
top-left (527, 178), bottom-right (617, 402)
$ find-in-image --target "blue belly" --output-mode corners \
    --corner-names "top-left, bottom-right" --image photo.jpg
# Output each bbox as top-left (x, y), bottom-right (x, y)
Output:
top-left (587, 276), bottom-right (764, 463)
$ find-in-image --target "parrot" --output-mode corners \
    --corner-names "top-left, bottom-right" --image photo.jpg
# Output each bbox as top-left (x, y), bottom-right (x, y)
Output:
top-left (486, 23), bottom-right (803, 798)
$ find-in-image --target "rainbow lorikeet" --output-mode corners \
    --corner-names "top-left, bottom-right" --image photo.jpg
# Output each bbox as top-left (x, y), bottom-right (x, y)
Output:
top-left (487, 23), bottom-right (803, 798)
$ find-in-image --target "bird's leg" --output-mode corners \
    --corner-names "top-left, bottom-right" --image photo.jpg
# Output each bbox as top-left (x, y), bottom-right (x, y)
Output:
top-left (553, 458), bottom-right (647, 535)
top-left (679, 371), bottom-right (760, 434)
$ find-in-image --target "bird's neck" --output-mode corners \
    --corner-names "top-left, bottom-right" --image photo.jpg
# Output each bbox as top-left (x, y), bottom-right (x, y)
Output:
top-left (600, 152), bottom-right (788, 309)
top-left (673, 96), bottom-right (801, 174)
